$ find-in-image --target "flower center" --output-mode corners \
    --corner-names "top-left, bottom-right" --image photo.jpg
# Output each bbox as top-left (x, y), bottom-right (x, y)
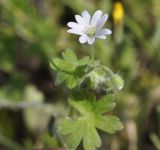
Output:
top-left (85, 26), bottom-right (96, 37)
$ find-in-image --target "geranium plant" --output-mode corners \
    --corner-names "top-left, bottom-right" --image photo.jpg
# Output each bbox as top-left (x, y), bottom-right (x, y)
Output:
top-left (50, 10), bottom-right (124, 150)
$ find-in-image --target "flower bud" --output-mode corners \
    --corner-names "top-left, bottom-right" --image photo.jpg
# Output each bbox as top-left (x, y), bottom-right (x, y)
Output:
top-left (112, 74), bottom-right (124, 90)
top-left (112, 2), bottom-right (124, 24)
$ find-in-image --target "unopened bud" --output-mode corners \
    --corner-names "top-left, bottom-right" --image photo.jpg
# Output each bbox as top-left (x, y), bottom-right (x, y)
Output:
top-left (112, 74), bottom-right (124, 90)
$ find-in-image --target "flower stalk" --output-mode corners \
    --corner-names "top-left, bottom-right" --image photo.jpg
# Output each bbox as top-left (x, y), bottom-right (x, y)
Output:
top-left (91, 45), bottom-right (95, 67)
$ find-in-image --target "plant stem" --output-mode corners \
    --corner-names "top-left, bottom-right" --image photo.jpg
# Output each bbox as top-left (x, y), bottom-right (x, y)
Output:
top-left (91, 45), bottom-right (95, 67)
top-left (150, 133), bottom-right (160, 150)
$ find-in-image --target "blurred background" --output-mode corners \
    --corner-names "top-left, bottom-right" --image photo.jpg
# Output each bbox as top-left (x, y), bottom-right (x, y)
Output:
top-left (0, 0), bottom-right (160, 150)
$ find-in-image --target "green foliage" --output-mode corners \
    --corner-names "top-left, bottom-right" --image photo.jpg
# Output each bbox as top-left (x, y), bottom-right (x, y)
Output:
top-left (51, 49), bottom-right (124, 93)
top-left (51, 49), bottom-right (90, 88)
top-left (58, 92), bottom-right (123, 150)
top-left (51, 48), bottom-right (124, 150)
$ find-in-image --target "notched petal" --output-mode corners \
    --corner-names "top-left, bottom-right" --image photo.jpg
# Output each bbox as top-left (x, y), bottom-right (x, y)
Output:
top-left (90, 10), bottom-right (103, 26)
top-left (82, 10), bottom-right (91, 24)
top-left (96, 14), bottom-right (108, 31)
top-left (75, 15), bottom-right (87, 26)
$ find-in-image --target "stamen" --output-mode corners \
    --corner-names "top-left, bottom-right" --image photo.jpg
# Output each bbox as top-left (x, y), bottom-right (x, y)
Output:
top-left (85, 26), bottom-right (96, 37)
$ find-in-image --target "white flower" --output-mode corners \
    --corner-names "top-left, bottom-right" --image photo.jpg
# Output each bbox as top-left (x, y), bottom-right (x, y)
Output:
top-left (67, 10), bottom-right (112, 45)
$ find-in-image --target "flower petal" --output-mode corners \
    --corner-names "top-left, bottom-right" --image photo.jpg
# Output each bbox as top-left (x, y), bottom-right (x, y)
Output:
top-left (97, 28), bottom-right (112, 36)
top-left (67, 22), bottom-right (84, 32)
top-left (75, 15), bottom-right (87, 26)
top-left (90, 10), bottom-right (102, 26)
top-left (82, 10), bottom-right (91, 25)
top-left (79, 35), bottom-right (88, 43)
top-left (96, 35), bottom-right (106, 39)
top-left (96, 14), bottom-right (108, 31)
top-left (87, 37), bottom-right (95, 45)
top-left (67, 22), bottom-right (79, 28)
top-left (67, 28), bottom-right (83, 35)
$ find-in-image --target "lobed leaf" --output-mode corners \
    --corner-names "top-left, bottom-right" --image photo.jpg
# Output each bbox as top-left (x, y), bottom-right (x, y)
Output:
top-left (62, 49), bottom-right (78, 65)
top-left (58, 118), bottom-right (84, 150)
top-left (57, 118), bottom-right (74, 135)
top-left (69, 97), bottom-right (93, 115)
top-left (65, 75), bottom-right (77, 89)
top-left (50, 61), bottom-right (58, 70)
top-left (83, 123), bottom-right (101, 150)
top-left (51, 58), bottom-right (76, 72)
top-left (51, 49), bottom-right (91, 89)
top-left (65, 119), bottom-right (84, 149)
top-left (55, 72), bottom-right (68, 85)
top-left (94, 94), bottom-right (116, 115)
top-left (78, 56), bottom-right (91, 66)
top-left (94, 116), bottom-right (124, 134)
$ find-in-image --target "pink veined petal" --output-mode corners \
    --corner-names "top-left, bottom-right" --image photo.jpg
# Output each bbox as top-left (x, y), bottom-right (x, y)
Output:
top-left (67, 28), bottom-right (83, 35)
top-left (97, 28), bottom-right (112, 36)
top-left (96, 14), bottom-right (108, 31)
top-left (90, 10), bottom-right (103, 26)
top-left (79, 35), bottom-right (88, 43)
top-left (87, 37), bottom-right (95, 45)
top-left (75, 15), bottom-right (87, 26)
top-left (82, 10), bottom-right (91, 25)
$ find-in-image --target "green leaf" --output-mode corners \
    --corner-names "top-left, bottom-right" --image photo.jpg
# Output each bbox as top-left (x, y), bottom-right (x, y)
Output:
top-left (69, 97), bottom-right (93, 116)
top-left (69, 91), bottom-right (95, 115)
top-left (58, 117), bottom-right (102, 150)
top-left (72, 90), bottom-right (95, 102)
top-left (58, 118), bottom-right (84, 149)
top-left (65, 75), bottom-right (77, 89)
top-left (57, 118), bottom-right (74, 135)
top-left (94, 94), bottom-right (116, 115)
top-left (66, 119), bottom-right (84, 149)
top-left (51, 58), bottom-right (76, 72)
top-left (58, 94), bottom-right (123, 150)
top-left (50, 61), bottom-right (58, 70)
top-left (94, 116), bottom-right (123, 134)
top-left (55, 72), bottom-right (68, 85)
top-left (50, 49), bottom-right (90, 89)
top-left (55, 72), bottom-right (77, 89)
top-left (62, 49), bottom-right (78, 65)
top-left (83, 123), bottom-right (101, 150)
top-left (75, 65), bottom-right (87, 77)
top-left (78, 56), bottom-right (91, 66)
